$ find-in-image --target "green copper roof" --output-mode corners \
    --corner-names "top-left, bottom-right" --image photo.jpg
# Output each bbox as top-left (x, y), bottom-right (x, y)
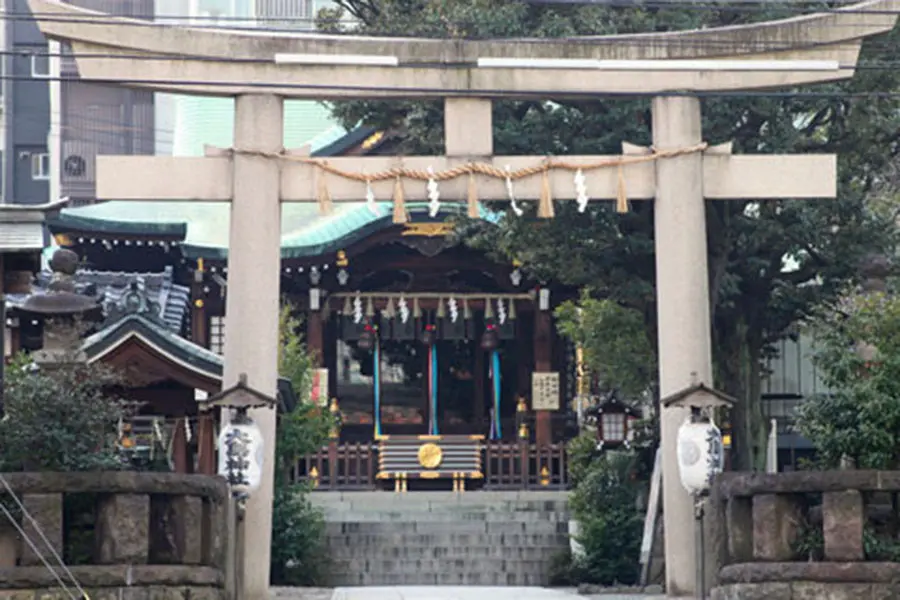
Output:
top-left (173, 97), bottom-right (342, 157)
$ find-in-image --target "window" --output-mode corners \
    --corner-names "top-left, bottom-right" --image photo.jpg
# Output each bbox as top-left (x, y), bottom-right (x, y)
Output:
top-left (601, 412), bottom-right (627, 443)
top-left (31, 153), bottom-right (50, 181)
top-left (210, 316), bottom-right (225, 355)
top-left (30, 54), bottom-right (51, 78)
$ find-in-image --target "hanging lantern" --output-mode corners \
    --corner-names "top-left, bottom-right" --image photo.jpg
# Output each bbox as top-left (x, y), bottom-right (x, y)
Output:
top-left (421, 323), bottom-right (437, 346)
top-left (216, 414), bottom-right (265, 496)
top-left (358, 323), bottom-right (377, 351)
top-left (481, 323), bottom-right (499, 350)
top-left (676, 417), bottom-right (725, 496)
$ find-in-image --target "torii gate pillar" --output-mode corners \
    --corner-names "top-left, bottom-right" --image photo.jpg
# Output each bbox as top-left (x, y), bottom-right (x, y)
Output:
top-left (224, 94), bottom-right (283, 598)
top-left (652, 95), bottom-right (711, 596)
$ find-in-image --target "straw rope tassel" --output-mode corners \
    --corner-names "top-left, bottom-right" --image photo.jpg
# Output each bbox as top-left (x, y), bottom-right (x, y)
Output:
top-left (538, 168), bottom-right (554, 218)
top-left (317, 166), bottom-right (333, 215)
top-left (392, 175), bottom-right (407, 224)
top-left (616, 163), bottom-right (629, 214)
top-left (467, 172), bottom-right (479, 219)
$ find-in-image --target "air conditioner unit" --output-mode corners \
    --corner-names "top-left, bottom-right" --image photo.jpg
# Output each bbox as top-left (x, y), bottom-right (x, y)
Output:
top-left (61, 141), bottom-right (97, 181)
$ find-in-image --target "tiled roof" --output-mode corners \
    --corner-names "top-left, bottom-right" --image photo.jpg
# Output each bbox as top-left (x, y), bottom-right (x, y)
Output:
top-left (12, 266), bottom-right (191, 332)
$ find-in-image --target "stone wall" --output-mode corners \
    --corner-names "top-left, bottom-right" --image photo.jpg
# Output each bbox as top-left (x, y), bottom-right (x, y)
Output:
top-left (710, 471), bottom-right (900, 600)
top-left (0, 472), bottom-right (229, 600)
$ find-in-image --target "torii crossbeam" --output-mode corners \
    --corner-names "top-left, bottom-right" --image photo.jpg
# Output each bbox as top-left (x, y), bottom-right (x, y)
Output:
top-left (28, 0), bottom-right (898, 598)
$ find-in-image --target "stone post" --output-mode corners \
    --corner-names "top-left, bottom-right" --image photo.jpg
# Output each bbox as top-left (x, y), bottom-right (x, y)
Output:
top-left (223, 93), bottom-right (283, 600)
top-left (651, 95), bottom-right (710, 597)
top-left (823, 490), bottom-right (864, 561)
top-left (20, 494), bottom-right (63, 566)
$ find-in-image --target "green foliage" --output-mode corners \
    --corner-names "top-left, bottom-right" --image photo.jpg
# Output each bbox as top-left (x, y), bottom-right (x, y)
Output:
top-left (270, 483), bottom-right (331, 586)
top-left (321, 0), bottom-right (900, 470)
top-left (0, 351), bottom-right (128, 472)
top-left (570, 451), bottom-right (644, 586)
top-left (270, 302), bottom-right (333, 586)
top-left (796, 291), bottom-right (900, 469)
top-left (555, 292), bottom-right (656, 400)
top-left (275, 303), bottom-right (333, 482)
top-left (567, 431), bottom-right (600, 487)
top-left (792, 521), bottom-right (824, 561)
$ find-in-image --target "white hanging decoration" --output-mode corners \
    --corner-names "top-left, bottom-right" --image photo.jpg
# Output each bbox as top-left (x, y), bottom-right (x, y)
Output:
top-left (676, 417), bottom-right (725, 496)
top-left (352, 295), bottom-right (364, 324)
top-left (497, 298), bottom-right (507, 325)
top-left (427, 167), bottom-right (441, 217)
top-left (398, 296), bottom-right (410, 324)
top-left (184, 417), bottom-right (193, 443)
top-left (505, 166), bottom-right (524, 217)
top-left (574, 169), bottom-right (590, 213)
top-left (448, 297), bottom-right (459, 323)
top-left (365, 179), bottom-right (380, 216)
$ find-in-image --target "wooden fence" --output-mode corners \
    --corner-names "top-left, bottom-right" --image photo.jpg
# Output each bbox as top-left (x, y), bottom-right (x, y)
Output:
top-left (293, 441), bottom-right (569, 491)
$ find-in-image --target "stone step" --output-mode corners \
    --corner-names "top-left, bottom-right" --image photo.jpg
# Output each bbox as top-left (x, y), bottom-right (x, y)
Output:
top-left (328, 543), bottom-right (559, 560)
top-left (332, 557), bottom-right (552, 574)
top-left (324, 521), bottom-right (568, 534)
top-left (325, 532), bottom-right (568, 547)
top-left (331, 571), bottom-right (551, 586)
top-left (314, 501), bottom-right (570, 513)
top-left (320, 510), bottom-right (570, 522)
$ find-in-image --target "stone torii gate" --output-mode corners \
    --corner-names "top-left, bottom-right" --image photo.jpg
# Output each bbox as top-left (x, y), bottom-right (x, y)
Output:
top-left (29, 0), bottom-right (898, 597)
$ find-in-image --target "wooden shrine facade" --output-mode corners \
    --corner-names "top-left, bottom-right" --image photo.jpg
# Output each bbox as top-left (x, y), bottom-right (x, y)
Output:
top-left (43, 128), bottom-right (579, 491)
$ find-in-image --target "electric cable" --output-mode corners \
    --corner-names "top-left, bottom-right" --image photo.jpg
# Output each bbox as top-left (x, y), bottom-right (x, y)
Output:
top-left (0, 497), bottom-right (78, 600)
top-left (0, 474), bottom-right (88, 599)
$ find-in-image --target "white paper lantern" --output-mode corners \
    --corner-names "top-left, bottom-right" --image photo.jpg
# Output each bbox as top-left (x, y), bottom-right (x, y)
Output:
top-left (217, 418), bottom-right (265, 495)
top-left (676, 418), bottom-right (724, 496)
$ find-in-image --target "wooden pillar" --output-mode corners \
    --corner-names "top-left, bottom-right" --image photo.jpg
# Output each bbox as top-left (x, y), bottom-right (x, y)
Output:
top-left (196, 412), bottom-right (216, 475)
top-left (190, 263), bottom-right (209, 348)
top-left (474, 345), bottom-right (485, 433)
top-left (172, 416), bottom-right (189, 474)
top-left (307, 310), bottom-right (324, 367)
top-left (533, 309), bottom-right (553, 447)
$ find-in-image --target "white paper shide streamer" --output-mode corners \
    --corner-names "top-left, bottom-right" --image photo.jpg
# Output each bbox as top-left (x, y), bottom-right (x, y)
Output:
top-left (398, 296), bottom-right (410, 324)
top-left (366, 179), bottom-right (380, 215)
top-left (574, 169), bottom-right (589, 213)
top-left (505, 166), bottom-right (524, 217)
top-left (353, 295), bottom-right (364, 324)
top-left (427, 167), bottom-right (441, 217)
top-left (448, 297), bottom-right (459, 323)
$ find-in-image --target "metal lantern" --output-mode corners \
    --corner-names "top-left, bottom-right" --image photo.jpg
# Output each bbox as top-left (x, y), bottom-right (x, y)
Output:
top-left (217, 415), bottom-right (265, 495)
top-left (480, 323), bottom-right (499, 350)
top-left (676, 417), bottom-right (724, 496)
top-left (357, 323), bottom-right (377, 351)
top-left (421, 323), bottom-right (437, 346)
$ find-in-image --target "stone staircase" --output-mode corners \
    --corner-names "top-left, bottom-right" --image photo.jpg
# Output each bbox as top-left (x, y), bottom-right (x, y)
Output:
top-left (311, 491), bottom-right (571, 587)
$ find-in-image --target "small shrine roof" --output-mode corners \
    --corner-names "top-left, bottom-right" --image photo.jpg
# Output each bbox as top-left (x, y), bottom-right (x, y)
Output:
top-left (6, 266), bottom-right (190, 332)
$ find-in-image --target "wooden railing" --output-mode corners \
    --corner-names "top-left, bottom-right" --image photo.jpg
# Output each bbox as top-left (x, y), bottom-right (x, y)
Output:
top-left (294, 441), bottom-right (569, 491)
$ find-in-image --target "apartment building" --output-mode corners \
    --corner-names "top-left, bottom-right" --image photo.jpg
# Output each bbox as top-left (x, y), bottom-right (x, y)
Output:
top-left (1, 0), bottom-right (53, 205)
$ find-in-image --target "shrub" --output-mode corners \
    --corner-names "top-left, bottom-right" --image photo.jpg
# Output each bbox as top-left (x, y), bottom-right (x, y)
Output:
top-left (270, 483), bottom-right (330, 586)
top-left (0, 351), bottom-right (128, 472)
top-left (569, 451), bottom-right (644, 586)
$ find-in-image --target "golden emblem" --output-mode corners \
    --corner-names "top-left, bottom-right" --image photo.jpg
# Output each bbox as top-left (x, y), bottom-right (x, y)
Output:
top-left (417, 443), bottom-right (444, 469)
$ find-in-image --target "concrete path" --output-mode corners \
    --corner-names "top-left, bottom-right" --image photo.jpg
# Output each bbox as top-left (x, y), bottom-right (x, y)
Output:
top-left (271, 586), bottom-right (665, 600)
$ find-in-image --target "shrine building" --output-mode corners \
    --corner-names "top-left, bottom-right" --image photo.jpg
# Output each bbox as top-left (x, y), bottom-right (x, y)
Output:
top-left (25, 127), bottom-right (585, 490)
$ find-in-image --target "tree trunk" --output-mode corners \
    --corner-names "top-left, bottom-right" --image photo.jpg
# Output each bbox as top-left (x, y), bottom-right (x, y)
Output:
top-left (716, 328), bottom-right (768, 472)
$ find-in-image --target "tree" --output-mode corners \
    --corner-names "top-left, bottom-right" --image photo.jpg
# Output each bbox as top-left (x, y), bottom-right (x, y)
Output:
top-left (555, 291), bottom-right (656, 401)
top-left (270, 302), bottom-right (333, 586)
top-left (319, 1), bottom-right (900, 470)
top-left (0, 350), bottom-right (128, 472)
top-left (795, 290), bottom-right (900, 469)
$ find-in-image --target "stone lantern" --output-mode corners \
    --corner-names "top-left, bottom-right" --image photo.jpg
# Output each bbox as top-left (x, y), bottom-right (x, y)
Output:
top-left (18, 249), bottom-right (100, 366)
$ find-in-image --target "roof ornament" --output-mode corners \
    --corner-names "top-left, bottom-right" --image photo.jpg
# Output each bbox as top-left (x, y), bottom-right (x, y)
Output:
top-left (103, 276), bottom-right (165, 327)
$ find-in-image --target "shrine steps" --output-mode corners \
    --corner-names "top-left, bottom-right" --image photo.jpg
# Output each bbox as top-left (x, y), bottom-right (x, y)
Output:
top-left (311, 491), bottom-right (570, 587)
